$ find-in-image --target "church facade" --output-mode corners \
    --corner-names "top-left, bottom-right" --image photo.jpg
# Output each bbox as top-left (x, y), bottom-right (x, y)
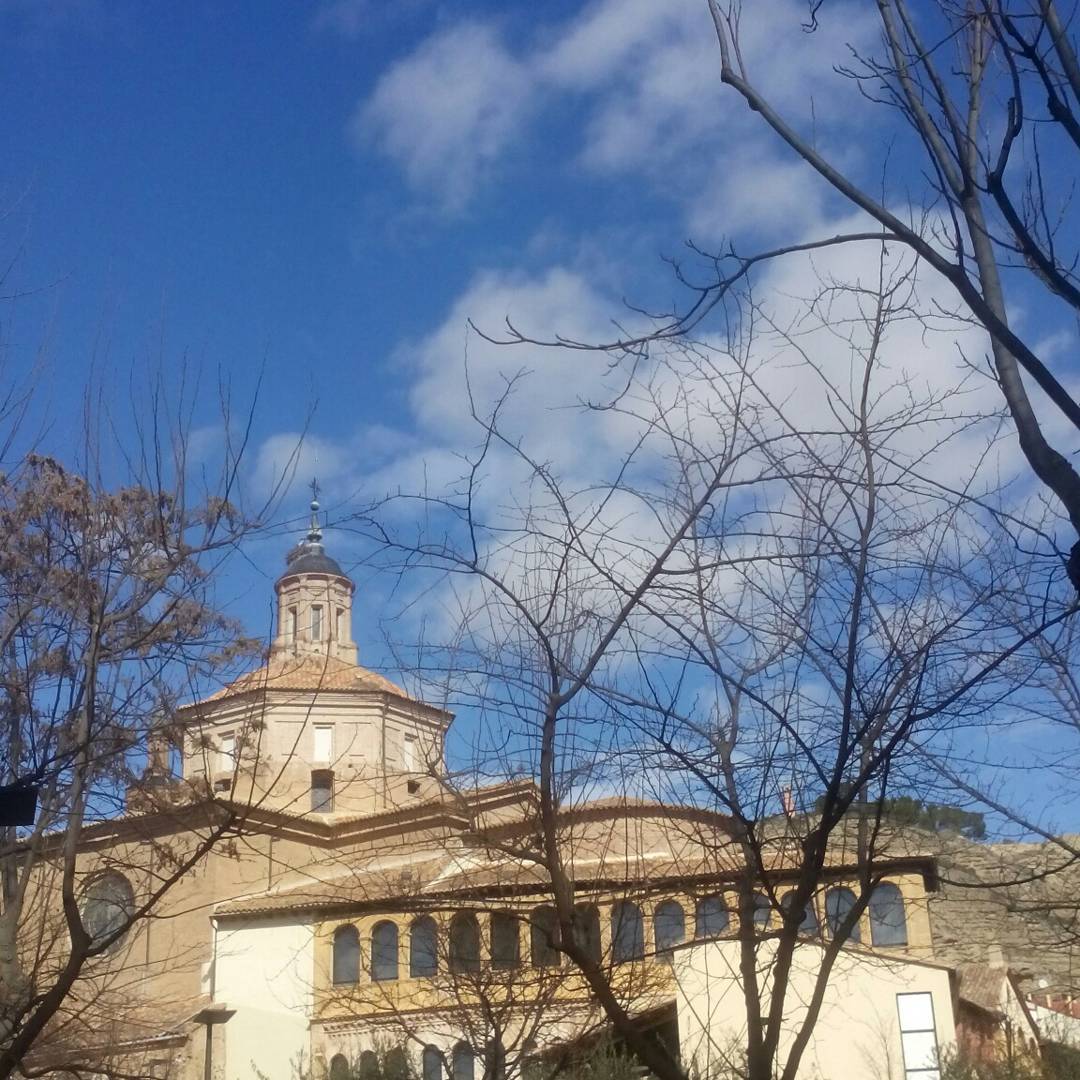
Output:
top-left (32, 513), bottom-right (1076, 1079)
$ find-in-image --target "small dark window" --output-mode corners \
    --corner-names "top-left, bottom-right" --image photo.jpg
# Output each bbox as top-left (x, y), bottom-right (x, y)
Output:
top-left (452, 1044), bottom-right (474, 1080)
top-left (423, 1047), bottom-right (443, 1080)
top-left (80, 873), bottom-right (136, 954)
top-left (530, 906), bottom-right (560, 967)
top-left (611, 901), bottom-right (644, 963)
top-left (332, 924), bottom-right (360, 984)
top-left (572, 903), bottom-right (602, 964)
top-left (410, 916), bottom-right (438, 977)
top-left (825, 887), bottom-right (861, 942)
top-left (869, 882), bottom-right (907, 946)
top-left (491, 911), bottom-right (521, 970)
top-left (311, 769), bottom-right (334, 813)
top-left (654, 900), bottom-right (686, 956)
top-left (371, 920), bottom-right (399, 981)
top-left (694, 895), bottom-right (729, 939)
top-left (330, 1054), bottom-right (351, 1080)
top-left (449, 912), bottom-right (480, 973)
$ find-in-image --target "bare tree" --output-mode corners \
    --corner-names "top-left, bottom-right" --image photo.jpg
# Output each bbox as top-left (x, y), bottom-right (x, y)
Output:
top-left (0, 380), bottom-right (286, 1079)
top-left (490, 0), bottom-right (1080, 590)
top-left (355, 252), bottom-right (1072, 1080)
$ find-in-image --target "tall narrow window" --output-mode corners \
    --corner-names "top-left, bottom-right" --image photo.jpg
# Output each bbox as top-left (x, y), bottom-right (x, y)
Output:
top-left (384, 1050), bottom-right (409, 1080)
top-left (218, 733), bottom-right (236, 772)
top-left (825, 887), bottom-right (860, 942)
top-left (423, 1047), bottom-right (443, 1080)
top-left (869, 882), bottom-right (908, 946)
top-left (654, 900), bottom-right (686, 956)
top-left (410, 916), bottom-right (438, 977)
top-left (896, 992), bottom-right (939, 1079)
top-left (611, 901), bottom-right (644, 963)
top-left (695, 895), bottom-right (729, 939)
top-left (530, 906), bottom-right (560, 967)
top-left (311, 604), bottom-right (323, 641)
top-left (332, 924), bottom-right (360, 984)
top-left (311, 769), bottom-right (334, 813)
top-left (491, 912), bottom-right (521, 970)
top-left (359, 1051), bottom-right (381, 1080)
top-left (402, 734), bottom-right (417, 773)
top-left (287, 606), bottom-right (298, 644)
top-left (314, 724), bottom-right (334, 763)
top-left (336, 607), bottom-right (345, 640)
top-left (330, 1055), bottom-right (351, 1080)
top-left (449, 913), bottom-right (480, 973)
top-left (452, 1044), bottom-right (474, 1080)
top-left (572, 904), bottom-right (602, 964)
top-left (371, 920), bottom-right (399, 981)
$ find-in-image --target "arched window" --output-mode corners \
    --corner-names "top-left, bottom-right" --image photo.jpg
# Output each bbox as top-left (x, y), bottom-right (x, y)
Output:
top-left (752, 892), bottom-right (771, 930)
top-left (868, 882), bottom-right (908, 946)
top-left (371, 920), bottom-right (399, 981)
top-left (359, 1050), bottom-right (381, 1080)
top-left (80, 873), bottom-right (136, 954)
top-left (423, 1047), bottom-right (443, 1080)
top-left (825, 887), bottom-right (861, 943)
top-left (653, 900), bottom-right (686, 956)
top-left (530, 905), bottom-right (560, 967)
top-left (452, 1043), bottom-right (475, 1080)
top-left (332, 924), bottom-right (361, 984)
top-left (410, 916), bottom-right (438, 978)
top-left (611, 901), bottom-right (644, 963)
top-left (780, 891), bottom-right (819, 935)
top-left (329, 1054), bottom-right (351, 1080)
top-left (521, 1040), bottom-right (540, 1080)
top-left (384, 1048), bottom-right (410, 1080)
top-left (491, 911), bottom-right (521, 970)
top-left (449, 913), bottom-right (480, 973)
top-left (694, 895), bottom-right (729, 939)
top-left (572, 903), bottom-right (602, 964)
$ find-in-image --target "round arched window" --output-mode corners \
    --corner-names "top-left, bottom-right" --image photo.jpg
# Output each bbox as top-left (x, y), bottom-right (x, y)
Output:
top-left (80, 873), bottom-right (135, 954)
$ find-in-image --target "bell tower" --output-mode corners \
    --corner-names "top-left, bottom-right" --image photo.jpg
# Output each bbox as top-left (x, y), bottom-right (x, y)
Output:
top-left (270, 488), bottom-right (357, 664)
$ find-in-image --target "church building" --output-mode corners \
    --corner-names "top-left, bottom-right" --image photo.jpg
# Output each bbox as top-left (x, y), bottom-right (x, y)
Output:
top-left (32, 508), bottom-right (1074, 1080)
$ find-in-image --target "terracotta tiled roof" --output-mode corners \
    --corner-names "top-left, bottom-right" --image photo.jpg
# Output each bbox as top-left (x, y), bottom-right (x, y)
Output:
top-left (180, 652), bottom-right (411, 710)
top-left (957, 964), bottom-right (1008, 1016)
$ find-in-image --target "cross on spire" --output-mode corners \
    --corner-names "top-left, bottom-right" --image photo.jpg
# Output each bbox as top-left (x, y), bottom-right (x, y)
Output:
top-left (307, 477), bottom-right (322, 544)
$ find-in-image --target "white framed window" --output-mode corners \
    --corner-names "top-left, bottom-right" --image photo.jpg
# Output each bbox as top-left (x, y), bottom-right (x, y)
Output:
top-left (311, 605), bottom-right (323, 641)
top-left (403, 734), bottom-right (417, 772)
top-left (897, 992), bottom-right (940, 1079)
top-left (218, 732), bottom-right (236, 772)
top-left (314, 724), bottom-right (334, 763)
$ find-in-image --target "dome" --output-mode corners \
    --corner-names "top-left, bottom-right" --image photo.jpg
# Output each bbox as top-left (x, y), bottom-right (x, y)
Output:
top-left (277, 544), bottom-right (346, 580)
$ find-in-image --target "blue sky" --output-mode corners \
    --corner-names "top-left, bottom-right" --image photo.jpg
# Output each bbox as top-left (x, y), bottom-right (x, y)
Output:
top-left (1, 0), bottom-right (876, 637)
top-left (5, 0), bottom-right (1078, 828)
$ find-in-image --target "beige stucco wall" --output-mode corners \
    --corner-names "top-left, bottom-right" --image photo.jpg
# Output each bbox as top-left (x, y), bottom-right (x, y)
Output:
top-left (674, 937), bottom-right (956, 1080)
top-left (215, 916), bottom-right (316, 1080)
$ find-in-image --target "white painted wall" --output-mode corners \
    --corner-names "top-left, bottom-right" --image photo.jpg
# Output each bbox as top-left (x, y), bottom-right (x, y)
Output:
top-left (214, 917), bottom-right (315, 1080)
top-left (674, 939), bottom-right (957, 1080)
top-left (1030, 1003), bottom-right (1080, 1049)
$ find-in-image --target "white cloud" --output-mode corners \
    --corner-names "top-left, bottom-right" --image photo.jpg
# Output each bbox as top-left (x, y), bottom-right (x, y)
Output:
top-left (354, 0), bottom-right (876, 230)
top-left (355, 21), bottom-right (536, 212)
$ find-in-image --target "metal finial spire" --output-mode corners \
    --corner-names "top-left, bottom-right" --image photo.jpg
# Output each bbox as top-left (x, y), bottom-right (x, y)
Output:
top-left (307, 477), bottom-right (322, 544)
